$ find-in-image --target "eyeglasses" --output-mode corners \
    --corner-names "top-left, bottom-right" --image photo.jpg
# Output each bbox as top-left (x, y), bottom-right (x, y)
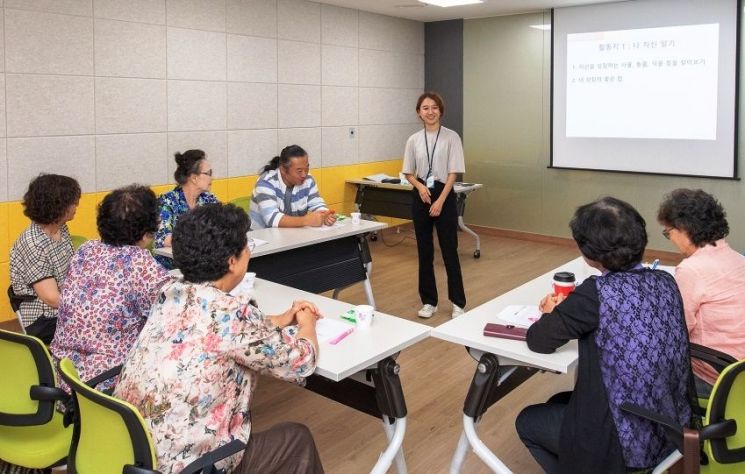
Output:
top-left (247, 238), bottom-right (256, 253)
top-left (662, 227), bottom-right (673, 240)
top-left (199, 169), bottom-right (213, 177)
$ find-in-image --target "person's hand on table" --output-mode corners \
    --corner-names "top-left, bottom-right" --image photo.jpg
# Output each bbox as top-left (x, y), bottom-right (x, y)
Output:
top-left (429, 198), bottom-right (444, 217)
top-left (323, 210), bottom-right (337, 226)
top-left (292, 300), bottom-right (320, 318)
top-left (539, 293), bottom-right (566, 314)
top-left (304, 211), bottom-right (327, 227)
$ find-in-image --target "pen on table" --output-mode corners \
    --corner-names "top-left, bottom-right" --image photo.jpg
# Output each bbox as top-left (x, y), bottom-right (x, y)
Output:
top-left (650, 259), bottom-right (660, 270)
top-left (328, 327), bottom-right (354, 345)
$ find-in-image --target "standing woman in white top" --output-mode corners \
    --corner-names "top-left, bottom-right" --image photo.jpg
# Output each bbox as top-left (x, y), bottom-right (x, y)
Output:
top-left (402, 92), bottom-right (466, 319)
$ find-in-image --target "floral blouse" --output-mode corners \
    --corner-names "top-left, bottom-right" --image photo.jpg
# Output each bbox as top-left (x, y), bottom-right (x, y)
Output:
top-left (50, 240), bottom-right (170, 392)
top-left (154, 187), bottom-right (218, 266)
top-left (114, 281), bottom-right (317, 474)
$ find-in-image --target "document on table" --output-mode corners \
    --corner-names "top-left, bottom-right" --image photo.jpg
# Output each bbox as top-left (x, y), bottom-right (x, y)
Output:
top-left (496, 305), bottom-right (542, 328)
top-left (315, 318), bottom-right (355, 345)
top-left (364, 173), bottom-right (395, 183)
top-left (247, 237), bottom-right (269, 247)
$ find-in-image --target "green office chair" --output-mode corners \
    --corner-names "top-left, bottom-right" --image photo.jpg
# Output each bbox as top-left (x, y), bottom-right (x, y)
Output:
top-left (229, 196), bottom-right (251, 214)
top-left (71, 235), bottom-right (88, 251)
top-left (59, 358), bottom-right (246, 474)
top-left (0, 329), bottom-right (72, 470)
top-left (622, 357), bottom-right (745, 474)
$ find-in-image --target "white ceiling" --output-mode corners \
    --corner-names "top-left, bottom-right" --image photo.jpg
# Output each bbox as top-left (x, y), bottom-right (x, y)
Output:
top-left (311, 0), bottom-right (621, 22)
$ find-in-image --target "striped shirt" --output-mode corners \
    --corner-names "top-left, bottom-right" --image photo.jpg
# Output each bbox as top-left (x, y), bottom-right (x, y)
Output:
top-left (10, 223), bottom-right (74, 327)
top-left (249, 169), bottom-right (327, 229)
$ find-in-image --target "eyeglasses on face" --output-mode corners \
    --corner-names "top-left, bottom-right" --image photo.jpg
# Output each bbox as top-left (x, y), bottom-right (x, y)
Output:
top-left (247, 238), bottom-right (256, 253)
top-left (199, 169), bottom-right (213, 177)
top-left (662, 227), bottom-right (673, 240)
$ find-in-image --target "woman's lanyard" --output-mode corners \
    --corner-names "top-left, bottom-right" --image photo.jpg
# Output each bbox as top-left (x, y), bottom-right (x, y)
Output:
top-left (424, 126), bottom-right (441, 183)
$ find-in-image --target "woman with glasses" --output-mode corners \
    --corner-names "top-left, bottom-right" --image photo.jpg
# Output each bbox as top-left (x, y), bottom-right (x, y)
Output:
top-left (658, 188), bottom-right (745, 395)
top-left (154, 149), bottom-right (219, 267)
top-left (115, 203), bottom-right (323, 474)
top-left (51, 185), bottom-right (171, 392)
top-left (249, 144), bottom-right (335, 229)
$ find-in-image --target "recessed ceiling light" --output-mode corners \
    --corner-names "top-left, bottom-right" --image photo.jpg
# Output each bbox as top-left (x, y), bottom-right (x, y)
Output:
top-left (529, 24), bottom-right (552, 30)
top-left (418, 0), bottom-right (483, 7)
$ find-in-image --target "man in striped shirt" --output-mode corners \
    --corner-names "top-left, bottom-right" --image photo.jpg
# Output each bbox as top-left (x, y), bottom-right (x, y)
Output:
top-left (250, 145), bottom-right (336, 229)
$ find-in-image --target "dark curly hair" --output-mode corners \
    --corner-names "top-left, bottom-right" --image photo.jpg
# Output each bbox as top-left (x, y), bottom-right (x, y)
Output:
top-left (97, 185), bottom-right (159, 247)
top-left (570, 197), bottom-right (648, 272)
top-left (172, 203), bottom-right (249, 283)
top-left (174, 149), bottom-right (206, 185)
top-left (23, 174), bottom-right (81, 225)
top-left (657, 188), bottom-right (729, 247)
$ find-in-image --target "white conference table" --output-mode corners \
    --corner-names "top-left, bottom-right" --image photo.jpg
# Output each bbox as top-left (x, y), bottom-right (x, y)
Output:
top-left (155, 219), bottom-right (387, 307)
top-left (247, 277), bottom-right (430, 474)
top-left (431, 256), bottom-right (596, 473)
top-left (346, 179), bottom-right (484, 258)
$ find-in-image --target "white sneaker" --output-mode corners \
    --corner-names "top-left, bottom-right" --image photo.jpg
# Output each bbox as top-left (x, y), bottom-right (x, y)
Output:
top-left (451, 305), bottom-right (465, 318)
top-left (417, 304), bottom-right (437, 318)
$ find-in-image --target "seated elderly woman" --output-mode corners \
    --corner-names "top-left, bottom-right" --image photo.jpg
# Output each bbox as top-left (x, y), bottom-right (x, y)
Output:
top-left (10, 174), bottom-right (81, 344)
top-left (50, 185), bottom-right (170, 392)
top-left (154, 149), bottom-right (219, 268)
top-left (114, 203), bottom-right (324, 474)
top-left (515, 197), bottom-right (694, 473)
top-left (658, 188), bottom-right (745, 394)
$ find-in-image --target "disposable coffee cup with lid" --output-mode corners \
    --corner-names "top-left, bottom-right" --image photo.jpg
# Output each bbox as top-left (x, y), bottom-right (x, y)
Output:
top-left (552, 271), bottom-right (576, 297)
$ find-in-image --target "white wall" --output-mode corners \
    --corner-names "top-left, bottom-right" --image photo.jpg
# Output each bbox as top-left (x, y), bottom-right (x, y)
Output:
top-left (0, 0), bottom-right (425, 200)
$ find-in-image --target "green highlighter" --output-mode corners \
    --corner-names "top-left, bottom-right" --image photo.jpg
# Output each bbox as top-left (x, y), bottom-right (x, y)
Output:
top-left (340, 309), bottom-right (356, 324)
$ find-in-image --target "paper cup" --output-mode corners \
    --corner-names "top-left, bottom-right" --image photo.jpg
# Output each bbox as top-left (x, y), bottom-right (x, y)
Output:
top-left (351, 212), bottom-right (361, 225)
top-left (552, 272), bottom-right (575, 297)
top-left (354, 304), bottom-right (374, 329)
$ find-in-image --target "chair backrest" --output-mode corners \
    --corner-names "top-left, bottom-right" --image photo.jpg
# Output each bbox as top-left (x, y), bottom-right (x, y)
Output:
top-left (230, 196), bottom-right (251, 214)
top-left (0, 329), bottom-right (57, 426)
top-left (704, 358), bottom-right (745, 467)
top-left (58, 358), bottom-right (158, 474)
top-left (70, 235), bottom-right (88, 251)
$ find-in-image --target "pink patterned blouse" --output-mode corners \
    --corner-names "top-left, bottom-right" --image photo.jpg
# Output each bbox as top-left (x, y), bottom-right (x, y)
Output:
top-left (113, 280), bottom-right (317, 474)
top-left (51, 240), bottom-right (170, 391)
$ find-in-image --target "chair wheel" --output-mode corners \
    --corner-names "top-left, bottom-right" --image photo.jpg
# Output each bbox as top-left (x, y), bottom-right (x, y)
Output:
top-left (370, 234), bottom-right (378, 241)
top-left (474, 250), bottom-right (480, 259)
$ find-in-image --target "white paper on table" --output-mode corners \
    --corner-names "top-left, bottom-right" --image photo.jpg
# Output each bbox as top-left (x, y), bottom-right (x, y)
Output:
top-left (496, 305), bottom-right (542, 328)
top-left (315, 318), bottom-right (355, 344)
top-left (248, 237), bottom-right (269, 247)
top-left (364, 173), bottom-right (395, 183)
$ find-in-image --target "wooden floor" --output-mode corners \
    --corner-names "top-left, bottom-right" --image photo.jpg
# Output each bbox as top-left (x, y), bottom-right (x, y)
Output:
top-left (0, 227), bottom-right (680, 474)
top-left (250, 227), bottom-right (582, 474)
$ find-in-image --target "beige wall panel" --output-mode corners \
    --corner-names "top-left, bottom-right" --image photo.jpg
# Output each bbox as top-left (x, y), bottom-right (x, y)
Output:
top-left (358, 11), bottom-right (423, 54)
top-left (227, 34), bottom-right (277, 82)
top-left (227, 82), bottom-right (278, 130)
top-left (168, 131), bottom-right (228, 180)
top-left (166, 0), bottom-right (225, 32)
top-left (321, 45), bottom-right (357, 86)
top-left (278, 84), bottom-right (320, 128)
top-left (95, 77), bottom-right (167, 134)
top-left (358, 123), bottom-right (417, 163)
top-left (278, 40), bottom-right (321, 85)
top-left (93, 0), bottom-right (165, 24)
top-left (95, 133), bottom-right (168, 190)
top-left (277, 0), bottom-right (319, 43)
top-left (358, 87), bottom-right (420, 126)
top-left (167, 80), bottom-right (227, 131)
top-left (322, 126), bottom-right (357, 168)
top-left (167, 27), bottom-right (226, 81)
top-left (0, 140), bottom-right (7, 201)
top-left (0, 76), bottom-right (5, 137)
top-left (7, 136), bottom-right (95, 199)
top-left (5, 9), bottom-right (93, 75)
top-left (321, 4), bottom-right (357, 48)
top-left (5, 0), bottom-right (91, 16)
top-left (321, 86), bottom-right (357, 127)
top-left (227, 0), bottom-right (277, 38)
top-left (94, 19), bottom-right (166, 78)
top-left (227, 129), bottom-right (278, 177)
top-left (278, 127), bottom-right (321, 166)
top-left (358, 49), bottom-right (423, 89)
top-left (6, 74), bottom-right (94, 137)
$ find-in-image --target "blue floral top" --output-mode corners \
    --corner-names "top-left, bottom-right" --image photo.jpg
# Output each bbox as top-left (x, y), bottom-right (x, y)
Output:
top-left (154, 187), bottom-right (218, 267)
